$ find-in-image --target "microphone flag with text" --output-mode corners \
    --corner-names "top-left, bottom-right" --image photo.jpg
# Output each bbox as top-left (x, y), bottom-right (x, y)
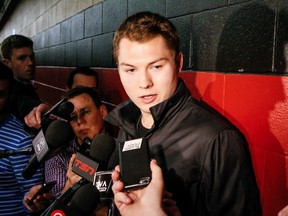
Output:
top-left (22, 120), bottom-right (74, 179)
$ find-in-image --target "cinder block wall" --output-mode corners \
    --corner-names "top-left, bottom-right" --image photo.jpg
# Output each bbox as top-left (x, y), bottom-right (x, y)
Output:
top-left (1, 1), bottom-right (288, 216)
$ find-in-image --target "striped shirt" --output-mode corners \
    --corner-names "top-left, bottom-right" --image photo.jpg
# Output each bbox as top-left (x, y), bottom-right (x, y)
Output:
top-left (45, 139), bottom-right (79, 197)
top-left (0, 115), bottom-right (44, 216)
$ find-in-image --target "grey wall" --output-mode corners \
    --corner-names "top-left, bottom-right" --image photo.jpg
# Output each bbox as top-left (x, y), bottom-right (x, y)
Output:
top-left (28, 0), bottom-right (288, 73)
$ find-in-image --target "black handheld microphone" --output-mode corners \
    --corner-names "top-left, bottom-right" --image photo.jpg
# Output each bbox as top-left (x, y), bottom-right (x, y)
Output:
top-left (72, 134), bottom-right (116, 182)
top-left (22, 120), bottom-right (74, 179)
top-left (0, 147), bottom-right (33, 158)
top-left (43, 184), bottom-right (100, 216)
top-left (69, 184), bottom-right (101, 215)
top-left (41, 98), bottom-right (74, 131)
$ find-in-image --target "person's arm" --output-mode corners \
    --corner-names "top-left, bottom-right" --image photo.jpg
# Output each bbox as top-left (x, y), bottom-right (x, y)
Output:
top-left (11, 135), bottom-right (45, 213)
top-left (24, 103), bottom-right (51, 129)
top-left (205, 130), bottom-right (262, 215)
top-left (112, 160), bottom-right (167, 216)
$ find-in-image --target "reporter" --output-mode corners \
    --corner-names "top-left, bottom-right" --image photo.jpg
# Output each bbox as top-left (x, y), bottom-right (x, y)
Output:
top-left (112, 160), bottom-right (180, 216)
top-left (24, 67), bottom-right (98, 129)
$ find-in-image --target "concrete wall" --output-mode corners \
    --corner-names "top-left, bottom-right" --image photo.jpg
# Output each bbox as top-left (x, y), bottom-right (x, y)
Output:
top-left (1, 0), bottom-right (287, 73)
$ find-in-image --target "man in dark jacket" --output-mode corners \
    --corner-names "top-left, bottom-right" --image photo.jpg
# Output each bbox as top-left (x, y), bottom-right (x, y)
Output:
top-left (1, 34), bottom-right (50, 123)
top-left (106, 11), bottom-right (262, 216)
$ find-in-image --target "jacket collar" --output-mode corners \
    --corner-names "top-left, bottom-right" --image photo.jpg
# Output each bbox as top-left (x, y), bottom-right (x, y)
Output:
top-left (104, 78), bottom-right (191, 135)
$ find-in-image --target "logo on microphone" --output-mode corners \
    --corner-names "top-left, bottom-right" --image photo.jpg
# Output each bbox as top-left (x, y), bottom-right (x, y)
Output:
top-left (32, 130), bottom-right (50, 162)
top-left (74, 159), bottom-right (95, 175)
top-left (50, 210), bottom-right (66, 216)
top-left (72, 152), bottom-right (99, 182)
top-left (93, 171), bottom-right (113, 198)
top-left (35, 138), bottom-right (46, 154)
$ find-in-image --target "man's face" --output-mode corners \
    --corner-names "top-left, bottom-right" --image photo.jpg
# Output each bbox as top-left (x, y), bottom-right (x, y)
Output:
top-left (117, 36), bottom-right (182, 117)
top-left (71, 74), bottom-right (98, 89)
top-left (0, 80), bottom-right (10, 113)
top-left (68, 93), bottom-right (107, 144)
top-left (4, 47), bottom-right (35, 81)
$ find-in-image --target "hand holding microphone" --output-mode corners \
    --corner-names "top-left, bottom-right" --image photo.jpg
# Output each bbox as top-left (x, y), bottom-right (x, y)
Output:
top-left (111, 160), bottom-right (176, 216)
top-left (61, 154), bottom-right (82, 193)
top-left (24, 98), bottom-right (74, 131)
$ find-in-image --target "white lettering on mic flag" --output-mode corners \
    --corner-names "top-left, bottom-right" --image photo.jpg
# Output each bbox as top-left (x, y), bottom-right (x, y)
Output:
top-left (122, 138), bottom-right (142, 152)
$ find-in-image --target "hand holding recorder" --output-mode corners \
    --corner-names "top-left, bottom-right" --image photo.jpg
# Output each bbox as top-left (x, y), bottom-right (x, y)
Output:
top-left (112, 160), bottom-right (168, 216)
top-left (24, 181), bottom-right (56, 212)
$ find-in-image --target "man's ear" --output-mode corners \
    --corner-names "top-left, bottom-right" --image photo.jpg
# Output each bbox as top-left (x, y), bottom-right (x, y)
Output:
top-left (2, 59), bottom-right (11, 68)
top-left (99, 105), bottom-right (108, 117)
top-left (176, 52), bottom-right (183, 73)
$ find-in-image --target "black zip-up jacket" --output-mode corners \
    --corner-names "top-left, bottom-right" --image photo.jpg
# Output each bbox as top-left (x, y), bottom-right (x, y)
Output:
top-left (105, 78), bottom-right (262, 216)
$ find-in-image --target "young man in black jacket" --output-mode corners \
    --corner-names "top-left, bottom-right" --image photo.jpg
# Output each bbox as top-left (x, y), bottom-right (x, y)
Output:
top-left (107, 11), bottom-right (262, 216)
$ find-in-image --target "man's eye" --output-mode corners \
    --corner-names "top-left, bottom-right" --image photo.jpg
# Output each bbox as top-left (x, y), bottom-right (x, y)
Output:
top-left (70, 115), bottom-right (77, 122)
top-left (83, 110), bottom-right (90, 115)
top-left (125, 68), bottom-right (135, 73)
top-left (17, 54), bottom-right (35, 61)
top-left (17, 55), bottom-right (27, 61)
top-left (153, 65), bottom-right (162, 70)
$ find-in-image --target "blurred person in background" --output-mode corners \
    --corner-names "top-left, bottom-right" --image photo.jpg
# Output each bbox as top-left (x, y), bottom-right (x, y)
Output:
top-left (0, 61), bottom-right (44, 216)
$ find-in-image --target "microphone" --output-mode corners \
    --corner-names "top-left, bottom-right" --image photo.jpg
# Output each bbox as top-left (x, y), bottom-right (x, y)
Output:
top-left (93, 170), bottom-right (117, 216)
top-left (44, 184), bottom-right (100, 216)
top-left (90, 135), bottom-right (117, 216)
top-left (22, 120), bottom-right (74, 179)
top-left (89, 134), bottom-right (116, 171)
top-left (41, 98), bottom-right (74, 131)
top-left (0, 147), bottom-right (33, 158)
top-left (79, 137), bottom-right (91, 155)
top-left (69, 184), bottom-right (101, 215)
top-left (72, 134), bottom-right (116, 182)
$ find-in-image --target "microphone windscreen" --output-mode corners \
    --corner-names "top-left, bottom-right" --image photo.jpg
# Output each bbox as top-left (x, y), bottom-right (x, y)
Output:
top-left (90, 134), bottom-right (116, 163)
top-left (107, 150), bottom-right (119, 170)
top-left (45, 120), bottom-right (74, 147)
top-left (69, 184), bottom-right (100, 215)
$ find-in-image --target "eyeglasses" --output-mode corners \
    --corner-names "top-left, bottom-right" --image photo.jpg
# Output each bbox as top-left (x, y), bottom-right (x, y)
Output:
top-left (70, 109), bottom-right (90, 123)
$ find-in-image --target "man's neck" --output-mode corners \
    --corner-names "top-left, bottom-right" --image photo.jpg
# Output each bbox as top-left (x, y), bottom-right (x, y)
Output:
top-left (14, 76), bottom-right (32, 85)
top-left (140, 112), bottom-right (153, 129)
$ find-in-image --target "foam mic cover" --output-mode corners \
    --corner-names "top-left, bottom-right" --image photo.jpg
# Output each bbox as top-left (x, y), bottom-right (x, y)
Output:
top-left (72, 134), bottom-right (115, 182)
top-left (107, 149), bottom-right (119, 170)
top-left (70, 184), bottom-right (100, 216)
top-left (89, 134), bottom-right (116, 171)
top-left (45, 120), bottom-right (74, 148)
